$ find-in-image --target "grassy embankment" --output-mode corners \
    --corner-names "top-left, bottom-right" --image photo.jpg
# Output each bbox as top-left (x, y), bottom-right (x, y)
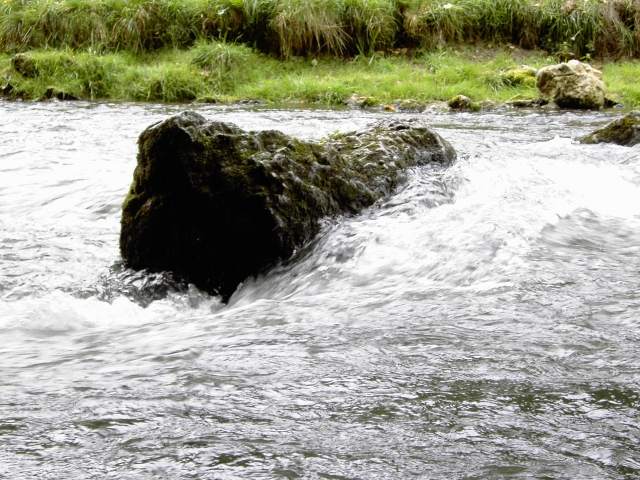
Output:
top-left (1, 0), bottom-right (640, 107)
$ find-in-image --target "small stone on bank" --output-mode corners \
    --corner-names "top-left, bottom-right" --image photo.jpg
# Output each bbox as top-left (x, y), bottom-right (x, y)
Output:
top-left (448, 95), bottom-right (476, 111)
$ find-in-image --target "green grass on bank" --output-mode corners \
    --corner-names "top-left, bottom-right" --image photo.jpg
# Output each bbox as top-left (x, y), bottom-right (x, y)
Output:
top-left (2, 42), bottom-right (640, 107)
top-left (2, 0), bottom-right (640, 108)
top-left (0, 44), bottom-right (536, 103)
top-left (232, 49), bottom-right (544, 105)
top-left (602, 61), bottom-right (640, 107)
top-left (1, 0), bottom-right (640, 59)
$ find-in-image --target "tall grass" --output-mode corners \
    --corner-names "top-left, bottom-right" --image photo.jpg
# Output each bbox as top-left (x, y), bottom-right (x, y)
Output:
top-left (190, 39), bottom-right (253, 89)
top-left (0, 0), bottom-right (246, 53)
top-left (344, 0), bottom-right (398, 55)
top-left (269, 0), bottom-right (348, 57)
top-left (401, 0), bottom-right (640, 58)
top-left (1, 0), bottom-right (640, 58)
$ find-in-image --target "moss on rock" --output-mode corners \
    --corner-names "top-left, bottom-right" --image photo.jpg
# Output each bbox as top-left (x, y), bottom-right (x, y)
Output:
top-left (579, 112), bottom-right (640, 146)
top-left (447, 95), bottom-right (480, 111)
top-left (500, 66), bottom-right (537, 87)
top-left (120, 111), bottom-right (456, 300)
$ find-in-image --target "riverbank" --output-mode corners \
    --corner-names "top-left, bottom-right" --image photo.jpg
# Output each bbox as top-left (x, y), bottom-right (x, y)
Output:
top-left (2, 0), bottom-right (640, 108)
top-left (2, 44), bottom-right (640, 108)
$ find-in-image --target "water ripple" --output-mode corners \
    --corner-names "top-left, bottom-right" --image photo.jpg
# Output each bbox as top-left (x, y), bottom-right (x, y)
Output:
top-left (0, 101), bottom-right (639, 479)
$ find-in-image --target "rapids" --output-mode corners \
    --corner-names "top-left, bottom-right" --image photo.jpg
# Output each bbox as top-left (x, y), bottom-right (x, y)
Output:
top-left (1, 101), bottom-right (639, 479)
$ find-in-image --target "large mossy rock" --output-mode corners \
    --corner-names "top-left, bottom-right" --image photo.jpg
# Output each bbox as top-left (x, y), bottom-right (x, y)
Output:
top-left (120, 111), bottom-right (456, 300)
top-left (579, 112), bottom-right (640, 146)
top-left (536, 60), bottom-right (606, 110)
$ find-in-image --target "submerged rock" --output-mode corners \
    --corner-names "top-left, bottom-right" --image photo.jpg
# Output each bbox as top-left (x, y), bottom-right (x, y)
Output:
top-left (579, 112), bottom-right (640, 146)
top-left (42, 87), bottom-right (78, 101)
top-left (536, 60), bottom-right (606, 109)
top-left (506, 98), bottom-right (549, 109)
top-left (604, 97), bottom-right (623, 109)
top-left (120, 112), bottom-right (456, 300)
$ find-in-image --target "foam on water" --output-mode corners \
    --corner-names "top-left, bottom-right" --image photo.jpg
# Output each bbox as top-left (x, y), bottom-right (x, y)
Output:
top-left (1, 101), bottom-right (639, 479)
top-left (0, 289), bottom-right (224, 333)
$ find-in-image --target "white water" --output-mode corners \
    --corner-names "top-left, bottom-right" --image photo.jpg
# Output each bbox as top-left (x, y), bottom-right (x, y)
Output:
top-left (1, 101), bottom-right (639, 479)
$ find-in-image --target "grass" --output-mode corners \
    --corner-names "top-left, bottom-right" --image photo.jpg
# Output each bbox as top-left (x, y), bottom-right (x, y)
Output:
top-left (233, 49), bottom-right (544, 105)
top-left (1, 49), bottom-right (212, 102)
top-left (5, 42), bottom-right (640, 107)
top-left (1, 0), bottom-right (640, 58)
top-left (1, 1), bottom-right (640, 107)
top-left (400, 0), bottom-right (640, 58)
top-left (268, 0), bottom-right (348, 57)
top-left (603, 60), bottom-right (640, 107)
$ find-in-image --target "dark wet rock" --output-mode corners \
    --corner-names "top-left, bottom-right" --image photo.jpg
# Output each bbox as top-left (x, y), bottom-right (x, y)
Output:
top-left (603, 97), bottom-right (622, 109)
top-left (0, 83), bottom-right (26, 100)
top-left (579, 112), bottom-right (640, 146)
top-left (42, 87), bottom-right (78, 101)
top-left (536, 60), bottom-right (605, 109)
top-left (237, 99), bottom-right (265, 105)
top-left (120, 111), bottom-right (456, 300)
top-left (11, 53), bottom-right (38, 78)
top-left (1, 83), bottom-right (13, 96)
top-left (506, 98), bottom-right (549, 108)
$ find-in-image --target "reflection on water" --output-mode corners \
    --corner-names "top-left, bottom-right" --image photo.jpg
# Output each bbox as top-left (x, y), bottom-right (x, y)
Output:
top-left (0, 101), bottom-right (639, 479)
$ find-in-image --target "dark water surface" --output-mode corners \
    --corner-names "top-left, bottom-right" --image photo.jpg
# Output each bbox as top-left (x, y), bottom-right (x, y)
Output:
top-left (1, 101), bottom-right (639, 479)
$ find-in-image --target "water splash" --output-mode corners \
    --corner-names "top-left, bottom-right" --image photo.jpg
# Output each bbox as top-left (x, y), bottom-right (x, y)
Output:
top-left (1, 102), bottom-right (639, 479)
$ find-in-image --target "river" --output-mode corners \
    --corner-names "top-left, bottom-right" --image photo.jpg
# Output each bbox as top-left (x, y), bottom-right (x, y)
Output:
top-left (1, 101), bottom-right (639, 479)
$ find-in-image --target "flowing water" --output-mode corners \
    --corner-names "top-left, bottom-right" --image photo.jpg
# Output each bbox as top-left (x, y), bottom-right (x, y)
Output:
top-left (1, 101), bottom-right (639, 479)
